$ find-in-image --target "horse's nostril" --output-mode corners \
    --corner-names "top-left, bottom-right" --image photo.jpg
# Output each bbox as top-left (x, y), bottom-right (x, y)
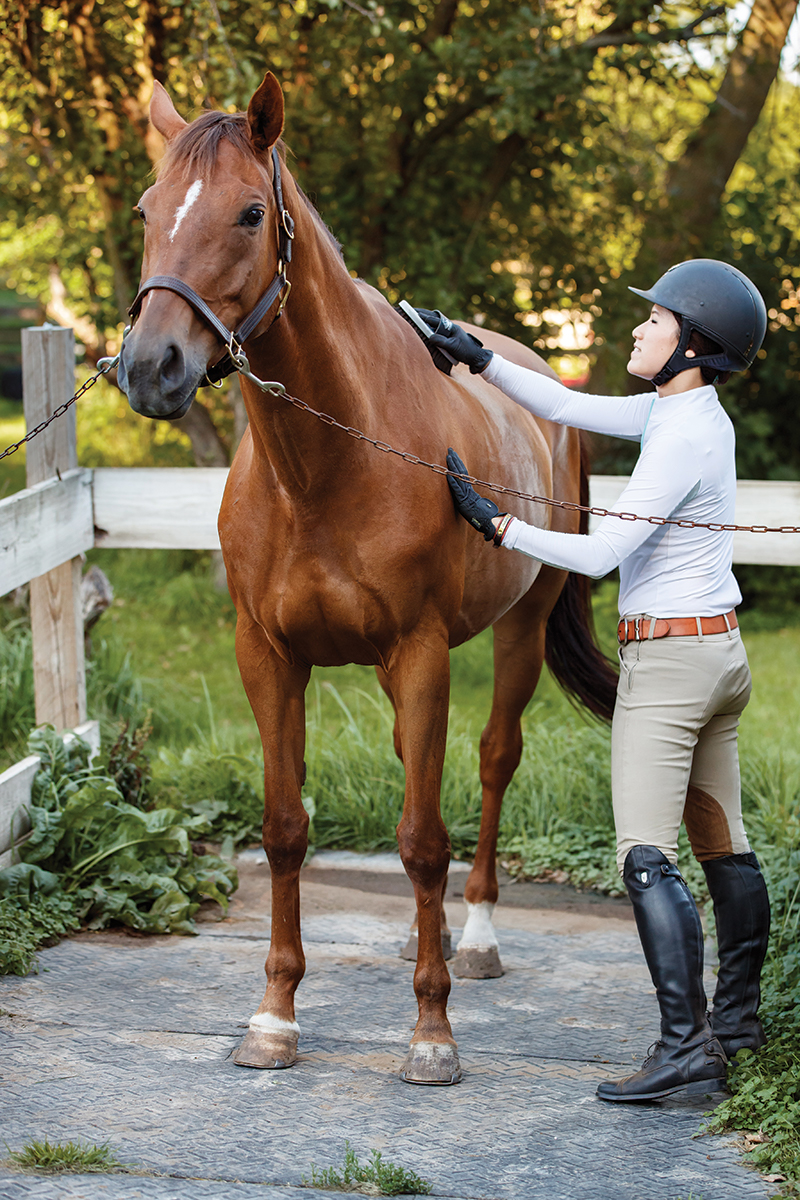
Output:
top-left (159, 343), bottom-right (185, 389)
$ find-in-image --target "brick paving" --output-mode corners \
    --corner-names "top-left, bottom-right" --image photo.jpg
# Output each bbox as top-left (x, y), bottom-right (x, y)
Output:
top-left (0, 858), bottom-right (775, 1200)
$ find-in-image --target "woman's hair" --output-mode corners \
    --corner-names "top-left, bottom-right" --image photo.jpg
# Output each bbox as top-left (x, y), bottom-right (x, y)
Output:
top-left (674, 315), bottom-right (731, 385)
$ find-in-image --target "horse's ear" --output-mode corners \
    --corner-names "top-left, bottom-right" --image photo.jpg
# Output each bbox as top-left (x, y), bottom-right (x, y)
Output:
top-left (150, 80), bottom-right (188, 142)
top-left (247, 72), bottom-right (285, 155)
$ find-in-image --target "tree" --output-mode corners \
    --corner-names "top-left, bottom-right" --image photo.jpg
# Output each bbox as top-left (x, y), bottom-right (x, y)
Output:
top-left (646, 0), bottom-right (799, 271)
top-left (0, 0), bottom-right (788, 469)
top-left (582, 0), bottom-right (800, 482)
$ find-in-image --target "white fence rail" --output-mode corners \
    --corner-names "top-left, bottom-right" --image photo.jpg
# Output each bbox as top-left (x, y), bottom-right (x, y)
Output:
top-left (5, 468), bottom-right (799, 597)
top-left (588, 477), bottom-right (800, 567)
top-left (1, 325), bottom-right (799, 866)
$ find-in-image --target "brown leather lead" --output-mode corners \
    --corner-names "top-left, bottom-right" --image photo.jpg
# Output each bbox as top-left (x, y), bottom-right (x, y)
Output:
top-left (617, 610), bottom-right (738, 645)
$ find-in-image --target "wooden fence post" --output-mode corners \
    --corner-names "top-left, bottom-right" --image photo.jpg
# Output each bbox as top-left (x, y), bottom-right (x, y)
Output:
top-left (22, 325), bottom-right (86, 730)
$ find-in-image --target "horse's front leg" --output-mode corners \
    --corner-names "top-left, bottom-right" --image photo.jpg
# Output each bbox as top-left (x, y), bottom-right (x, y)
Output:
top-left (388, 632), bottom-right (461, 1086)
top-left (375, 665), bottom-right (452, 963)
top-left (232, 616), bottom-right (311, 1069)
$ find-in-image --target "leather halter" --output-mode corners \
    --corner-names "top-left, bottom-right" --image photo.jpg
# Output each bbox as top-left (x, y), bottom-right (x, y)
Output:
top-left (127, 146), bottom-right (295, 386)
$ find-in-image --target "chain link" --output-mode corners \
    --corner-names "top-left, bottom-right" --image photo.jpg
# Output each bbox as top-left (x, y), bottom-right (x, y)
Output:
top-left (4, 347), bottom-right (799, 535)
top-left (266, 380), bottom-right (800, 536)
top-left (0, 357), bottom-right (119, 463)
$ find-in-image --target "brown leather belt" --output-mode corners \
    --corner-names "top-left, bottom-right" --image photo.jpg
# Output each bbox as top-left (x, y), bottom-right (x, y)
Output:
top-left (617, 610), bottom-right (738, 645)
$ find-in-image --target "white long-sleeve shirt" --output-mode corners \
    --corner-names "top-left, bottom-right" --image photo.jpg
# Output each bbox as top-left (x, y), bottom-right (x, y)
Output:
top-left (482, 354), bottom-right (742, 618)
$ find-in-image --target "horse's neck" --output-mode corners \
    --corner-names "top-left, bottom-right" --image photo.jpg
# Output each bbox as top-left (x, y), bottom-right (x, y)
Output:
top-left (241, 207), bottom-right (379, 496)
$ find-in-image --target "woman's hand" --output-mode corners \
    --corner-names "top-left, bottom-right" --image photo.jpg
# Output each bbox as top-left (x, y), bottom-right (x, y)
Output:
top-left (416, 309), bottom-right (494, 374)
top-left (446, 448), bottom-right (512, 544)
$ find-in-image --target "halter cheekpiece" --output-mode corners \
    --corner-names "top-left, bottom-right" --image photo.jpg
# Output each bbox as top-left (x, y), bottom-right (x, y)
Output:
top-left (127, 146), bottom-right (295, 386)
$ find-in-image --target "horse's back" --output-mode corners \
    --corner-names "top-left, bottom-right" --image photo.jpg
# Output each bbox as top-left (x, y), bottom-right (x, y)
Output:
top-left (463, 321), bottom-right (560, 381)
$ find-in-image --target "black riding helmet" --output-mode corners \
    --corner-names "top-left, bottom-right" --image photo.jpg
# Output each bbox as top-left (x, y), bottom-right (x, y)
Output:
top-left (629, 259), bottom-right (767, 386)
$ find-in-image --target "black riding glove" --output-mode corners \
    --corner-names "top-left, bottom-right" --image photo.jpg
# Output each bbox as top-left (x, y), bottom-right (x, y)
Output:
top-left (446, 448), bottom-right (508, 542)
top-left (415, 309), bottom-right (494, 374)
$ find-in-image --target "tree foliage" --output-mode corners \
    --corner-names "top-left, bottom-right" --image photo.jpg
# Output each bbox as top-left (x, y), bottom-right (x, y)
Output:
top-left (0, 1), bottom-right (798, 477)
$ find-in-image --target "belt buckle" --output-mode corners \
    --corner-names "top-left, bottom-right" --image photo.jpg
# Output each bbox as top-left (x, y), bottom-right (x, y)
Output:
top-left (634, 617), bottom-right (642, 641)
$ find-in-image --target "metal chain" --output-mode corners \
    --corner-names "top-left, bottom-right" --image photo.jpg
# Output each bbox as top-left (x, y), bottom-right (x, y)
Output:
top-left (233, 355), bottom-right (800, 535)
top-left (0, 356), bottom-right (119, 463)
top-left (5, 344), bottom-right (799, 536)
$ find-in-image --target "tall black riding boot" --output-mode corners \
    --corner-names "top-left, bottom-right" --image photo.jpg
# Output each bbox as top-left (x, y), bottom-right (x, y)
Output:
top-left (702, 852), bottom-right (770, 1058)
top-left (597, 845), bottom-right (728, 1103)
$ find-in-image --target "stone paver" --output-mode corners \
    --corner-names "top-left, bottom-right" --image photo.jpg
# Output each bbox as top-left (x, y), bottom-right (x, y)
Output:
top-left (0, 865), bottom-right (775, 1200)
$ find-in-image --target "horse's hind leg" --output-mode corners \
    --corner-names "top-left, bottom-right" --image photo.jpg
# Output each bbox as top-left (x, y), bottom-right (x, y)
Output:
top-left (376, 665), bottom-right (453, 963)
top-left (232, 615), bottom-right (311, 1069)
top-left (383, 631), bottom-right (461, 1085)
top-left (454, 567), bottom-right (566, 979)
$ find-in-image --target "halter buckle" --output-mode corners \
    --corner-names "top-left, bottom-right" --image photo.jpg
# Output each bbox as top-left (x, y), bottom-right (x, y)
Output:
top-left (282, 210), bottom-right (295, 239)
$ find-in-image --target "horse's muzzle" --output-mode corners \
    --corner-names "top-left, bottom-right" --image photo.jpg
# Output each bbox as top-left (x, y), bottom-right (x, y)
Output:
top-left (118, 331), bottom-right (206, 421)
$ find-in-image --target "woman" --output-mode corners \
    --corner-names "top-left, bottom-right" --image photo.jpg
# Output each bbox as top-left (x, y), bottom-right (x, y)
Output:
top-left (420, 259), bottom-right (771, 1103)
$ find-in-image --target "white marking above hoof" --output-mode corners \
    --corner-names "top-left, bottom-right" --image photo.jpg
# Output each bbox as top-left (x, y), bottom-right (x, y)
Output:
top-left (248, 1012), bottom-right (301, 1035)
top-left (457, 900), bottom-right (499, 951)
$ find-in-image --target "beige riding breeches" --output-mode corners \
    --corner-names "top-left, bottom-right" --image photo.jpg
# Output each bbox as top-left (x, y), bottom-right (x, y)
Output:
top-left (611, 628), bottom-right (752, 874)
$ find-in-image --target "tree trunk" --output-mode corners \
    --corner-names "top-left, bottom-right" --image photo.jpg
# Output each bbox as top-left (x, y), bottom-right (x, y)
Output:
top-left (173, 402), bottom-right (231, 467)
top-left (648, 0), bottom-right (798, 271)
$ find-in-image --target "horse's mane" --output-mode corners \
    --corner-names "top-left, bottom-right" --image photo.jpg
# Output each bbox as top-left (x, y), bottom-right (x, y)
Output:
top-left (158, 110), bottom-right (345, 261)
top-left (158, 110), bottom-right (271, 177)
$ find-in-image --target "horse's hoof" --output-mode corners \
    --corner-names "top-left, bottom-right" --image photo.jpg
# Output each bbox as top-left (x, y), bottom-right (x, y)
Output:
top-left (400, 1041), bottom-right (462, 1085)
top-left (452, 946), bottom-right (505, 979)
top-left (233, 1025), bottom-right (299, 1069)
top-left (400, 932), bottom-right (453, 962)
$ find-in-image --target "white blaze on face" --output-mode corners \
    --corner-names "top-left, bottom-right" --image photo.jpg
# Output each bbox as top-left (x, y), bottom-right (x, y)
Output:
top-left (169, 179), bottom-right (203, 242)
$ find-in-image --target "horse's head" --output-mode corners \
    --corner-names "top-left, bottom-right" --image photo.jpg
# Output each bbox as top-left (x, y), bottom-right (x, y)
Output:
top-left (119, 72), bottom-right (288, 420)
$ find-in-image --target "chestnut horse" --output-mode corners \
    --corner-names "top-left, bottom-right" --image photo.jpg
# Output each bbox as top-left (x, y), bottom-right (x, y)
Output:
top-left (119, 71), bottom-right (616, 1085)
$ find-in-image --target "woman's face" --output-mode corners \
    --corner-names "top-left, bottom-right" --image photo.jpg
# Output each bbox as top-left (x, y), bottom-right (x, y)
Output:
top-left (627, 304), bottom-right (681, 381)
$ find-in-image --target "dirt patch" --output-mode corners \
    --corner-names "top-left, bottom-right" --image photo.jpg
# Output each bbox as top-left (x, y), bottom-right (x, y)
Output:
top-left (224, 855), bottom-right (634, 938)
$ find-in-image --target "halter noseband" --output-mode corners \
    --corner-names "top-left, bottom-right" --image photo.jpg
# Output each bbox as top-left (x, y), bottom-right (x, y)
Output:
top-left (127, 146), bottom-right (295, 386)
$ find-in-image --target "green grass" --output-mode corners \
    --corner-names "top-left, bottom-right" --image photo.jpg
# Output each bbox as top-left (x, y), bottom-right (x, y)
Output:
top-left (5, 1137), bottom-right (123, 1173)
top-left (0, 396), bottom-right (26, 498)
top-left (303, 1142), bottom-right (431, 1196)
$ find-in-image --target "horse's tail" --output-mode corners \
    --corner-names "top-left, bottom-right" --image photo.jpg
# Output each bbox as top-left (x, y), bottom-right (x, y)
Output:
top-left (544, 434), bottom-right (618, 721)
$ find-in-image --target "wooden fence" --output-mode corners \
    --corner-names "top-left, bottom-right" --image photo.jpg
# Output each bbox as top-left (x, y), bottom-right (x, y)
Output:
top-left (1, 324), bottom-right (799, 867)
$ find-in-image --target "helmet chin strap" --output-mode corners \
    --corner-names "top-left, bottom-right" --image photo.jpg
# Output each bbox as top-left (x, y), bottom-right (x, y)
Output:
top-left (652, 321), bottom-right (732, 387)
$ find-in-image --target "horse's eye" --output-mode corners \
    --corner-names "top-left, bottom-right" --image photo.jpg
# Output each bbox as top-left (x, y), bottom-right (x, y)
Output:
top-left (134, 206), bottom-right (146, 225)
top-left (241, 207), bottom-right (265, 228)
